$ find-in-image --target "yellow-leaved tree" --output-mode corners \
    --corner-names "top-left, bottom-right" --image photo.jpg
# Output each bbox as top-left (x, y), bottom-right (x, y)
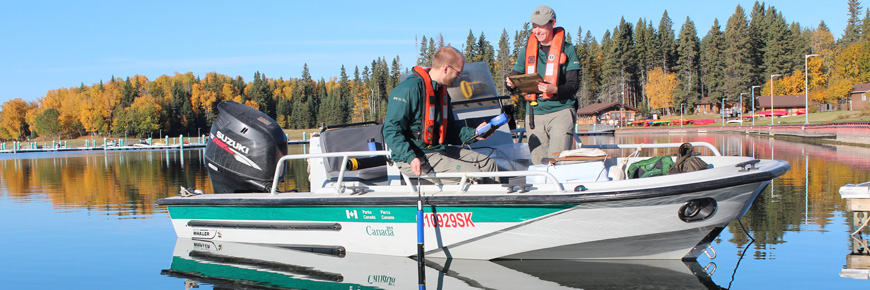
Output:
top-left (646, 67), bottom-right (677, 111)
top-left (0, 98), bottom-right (33, 140)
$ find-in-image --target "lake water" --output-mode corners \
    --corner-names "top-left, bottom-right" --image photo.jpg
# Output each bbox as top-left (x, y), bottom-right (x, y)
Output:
top-left (1, 133), bottom-right (869, 289)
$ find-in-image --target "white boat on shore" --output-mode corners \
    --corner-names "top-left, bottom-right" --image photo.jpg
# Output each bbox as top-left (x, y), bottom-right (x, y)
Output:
top-left (158, 63), bottom-right (790, 260)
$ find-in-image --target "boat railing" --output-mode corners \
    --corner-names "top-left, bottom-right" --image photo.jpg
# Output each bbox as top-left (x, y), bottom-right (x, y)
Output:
top-left (270, 141), bottom-right (721, 195)
top-left (582, 142), bottom-right (722, 156)
top-left (403, 171), bottom-right (566, 194)
top-left (269, 150), bottom-right (565, 195)
top-left (270, 150), bottom-right (393, 195)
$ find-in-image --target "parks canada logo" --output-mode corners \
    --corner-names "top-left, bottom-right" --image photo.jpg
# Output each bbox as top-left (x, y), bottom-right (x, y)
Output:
top-left (366, 226), bottom-right (394, 236)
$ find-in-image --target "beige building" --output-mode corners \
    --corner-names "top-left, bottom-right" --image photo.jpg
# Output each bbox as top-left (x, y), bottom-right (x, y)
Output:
top-left (576, 102), bottom-right (640, 126)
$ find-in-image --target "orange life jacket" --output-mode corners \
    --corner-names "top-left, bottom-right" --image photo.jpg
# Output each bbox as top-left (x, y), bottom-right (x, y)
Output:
top-left (412, 66), bottom-right (448, 145)
top-left (524, 27), bottom-right (566, 102)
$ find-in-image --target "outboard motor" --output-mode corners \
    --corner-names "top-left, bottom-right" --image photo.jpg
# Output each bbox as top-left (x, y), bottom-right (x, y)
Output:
top-left (205, 101), bottom-right (288, 193)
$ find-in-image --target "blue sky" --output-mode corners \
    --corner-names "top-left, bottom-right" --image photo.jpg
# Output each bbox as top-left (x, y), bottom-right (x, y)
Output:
top-left (0, 0), bottom-right (850, 104)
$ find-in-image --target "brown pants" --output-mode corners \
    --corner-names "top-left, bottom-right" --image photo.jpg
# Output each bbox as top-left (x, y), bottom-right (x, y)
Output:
top-left (397, 146), bottom-right (497, 184)
top-left (526, 108), bottom-right (575, 164)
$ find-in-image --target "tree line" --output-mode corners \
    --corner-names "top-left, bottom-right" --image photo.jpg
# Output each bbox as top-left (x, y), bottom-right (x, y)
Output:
top-left (2, 1), bottom-right (870, 141)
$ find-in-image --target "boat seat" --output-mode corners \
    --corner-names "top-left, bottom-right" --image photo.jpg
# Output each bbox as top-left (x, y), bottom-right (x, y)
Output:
top-left (319, 123), bottom-right (388, 181)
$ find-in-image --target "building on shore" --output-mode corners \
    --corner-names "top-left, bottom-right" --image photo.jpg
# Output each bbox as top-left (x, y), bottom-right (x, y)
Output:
top-left (576, 102), bottom-right (640, 126)
top-left (756, 95), bottom-right (808, 115)
top-left (850, 83), bottom-right (870, 111)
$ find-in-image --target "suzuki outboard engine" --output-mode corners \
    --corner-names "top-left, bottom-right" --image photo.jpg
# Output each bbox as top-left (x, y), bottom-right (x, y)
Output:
top-left (205, 101), bottom-right (288, 193)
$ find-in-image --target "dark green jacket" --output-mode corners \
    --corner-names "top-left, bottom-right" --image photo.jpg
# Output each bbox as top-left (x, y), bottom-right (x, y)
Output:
top-left (512, 39), bottom-right (582, 115)
top-left (382, 73), bottom-right (477, 163)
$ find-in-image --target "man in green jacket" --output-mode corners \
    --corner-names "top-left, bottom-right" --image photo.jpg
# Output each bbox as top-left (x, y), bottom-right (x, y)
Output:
top-left (506, 5), bottom-right (581, 164)
top-left (382, 46), bottom-right (497, 181)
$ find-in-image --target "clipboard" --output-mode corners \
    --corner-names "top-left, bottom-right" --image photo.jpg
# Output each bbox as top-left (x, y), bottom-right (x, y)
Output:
top-left (508, 73), bottom-right (544, 94)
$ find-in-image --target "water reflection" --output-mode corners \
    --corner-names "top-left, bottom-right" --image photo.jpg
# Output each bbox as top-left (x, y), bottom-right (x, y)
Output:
top-left (163, 238), bottom-right (723, 289)
top-left (0, 147), bottom-right (309, 217)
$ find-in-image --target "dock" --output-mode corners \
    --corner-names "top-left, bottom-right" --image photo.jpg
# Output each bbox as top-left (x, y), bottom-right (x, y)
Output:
top-left (1, 138), bottom-right (311, 154)
top-left (840, 182), bottom-right (870, 280)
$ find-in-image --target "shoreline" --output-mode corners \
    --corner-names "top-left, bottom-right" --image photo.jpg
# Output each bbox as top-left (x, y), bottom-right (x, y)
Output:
top-left (615, 122), bottom-right (870, 148)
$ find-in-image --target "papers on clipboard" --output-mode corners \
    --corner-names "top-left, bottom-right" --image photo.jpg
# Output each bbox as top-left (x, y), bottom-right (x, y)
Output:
top-left (508, 74), bottom-right (544, 94)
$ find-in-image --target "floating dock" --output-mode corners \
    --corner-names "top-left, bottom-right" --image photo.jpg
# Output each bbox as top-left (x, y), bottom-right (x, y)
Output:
top-left (840, 181), bottom-right (870, 280)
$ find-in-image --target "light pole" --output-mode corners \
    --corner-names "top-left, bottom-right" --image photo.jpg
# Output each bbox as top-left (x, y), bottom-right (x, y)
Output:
top-left (680, 103), bottom-right (684, 129)
top-left (721, 97), bottom-right (725, 127)
top-left (739, 93), bottom-right (747, 124)
top-left (805, 54), bottom-right (820, 124)
top-left (770, 74), bottom-right (782, 125)
top-left (751, 85), bottom-right (761, 125)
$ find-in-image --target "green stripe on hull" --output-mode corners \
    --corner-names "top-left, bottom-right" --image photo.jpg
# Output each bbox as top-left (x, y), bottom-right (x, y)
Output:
top-left (167, 205), bottom-right (574, 223)
top-left (170, 256), bottom-right (377, 289)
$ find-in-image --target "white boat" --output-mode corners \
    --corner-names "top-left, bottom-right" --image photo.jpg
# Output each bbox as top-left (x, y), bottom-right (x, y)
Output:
top-left (162, 237), bottom-right (725, 289)
top-left (158, 63), bottom-right (790, 260)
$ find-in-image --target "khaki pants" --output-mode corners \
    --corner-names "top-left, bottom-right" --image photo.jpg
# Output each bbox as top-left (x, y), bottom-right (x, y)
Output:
top-left (526, 108), bottom-right (575, 164)
top-left (397, 146), bottom-right (498, 184)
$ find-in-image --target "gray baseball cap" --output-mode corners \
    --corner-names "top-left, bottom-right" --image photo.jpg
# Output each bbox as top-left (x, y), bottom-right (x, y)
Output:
top-left (530, 5), bottom-right (556, 26)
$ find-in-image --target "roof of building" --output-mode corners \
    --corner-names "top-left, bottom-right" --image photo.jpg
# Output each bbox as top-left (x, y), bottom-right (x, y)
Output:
top-left (755, 95), bottom-right (806, 108)
top-left (851, 83), bottom-right (870, 93)
top-left (576, 102), bottom-right (640, 115)
top-left (696, 97), bottom-right (714, 105)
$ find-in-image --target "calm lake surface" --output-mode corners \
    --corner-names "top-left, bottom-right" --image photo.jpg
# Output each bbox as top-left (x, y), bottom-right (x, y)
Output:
top-left (1, 133), bottom-right (869, 289)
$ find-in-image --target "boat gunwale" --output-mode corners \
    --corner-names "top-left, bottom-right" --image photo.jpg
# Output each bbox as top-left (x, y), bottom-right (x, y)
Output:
top-left (158, 160), bottom-right (790, 207)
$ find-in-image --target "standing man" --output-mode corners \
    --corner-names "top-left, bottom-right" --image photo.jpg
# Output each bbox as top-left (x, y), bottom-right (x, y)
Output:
top-left (383, 46), bottom-right (497, 182)
top-left (506, 5), bottom-right (581, 164)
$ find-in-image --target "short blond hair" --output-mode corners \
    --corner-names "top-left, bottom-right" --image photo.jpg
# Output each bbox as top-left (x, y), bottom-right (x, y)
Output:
top-left (431, 46), bottom-right (465, 69)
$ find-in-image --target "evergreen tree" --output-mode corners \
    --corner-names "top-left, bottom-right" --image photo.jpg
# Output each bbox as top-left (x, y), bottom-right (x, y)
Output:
top-left (496, 29), bottom-right (512, 95)
top-left (675, 17), bottom-right (701, 112)
top-left (578, 30), bottom-right (601, 106)
top-left (634, 18), bottom-right (656, 107)
top-left (842, 0), bottom-right (864, 46)
top-left (428, 38), bottom-right (436, 61)
top-left (476, 31), bottom-right (496, 75)
top-left (512, 23), bottom-right (531, 61)
top-left (700, 19), bottom-right (727, 106)
top-left (339, 65), bottom-right (350, 98)
top-left (464, 30), bottom-right (477, 62)
top-left (248, 71), bottom-right (275, 119)
top-left (120, 77), bottom-right (137, 108)
top-left (656, 11), bottom-right (677, 72)
top-left (863, 8), bottom-right (870, 41)
top-left (762, 9), bottom-right (795, 79)
top-left (723, 5), bottom-right (753, 103)
top-left (389, 56), bottom-right (402, 92)
top-left (613, 18), bottom-right (638, 107)
top-left (417, 35), bottom-right (429, 66)
top-left (169, 79), bottom-right (194, 135)
top-left (747, 1), bottom-right (767, 87)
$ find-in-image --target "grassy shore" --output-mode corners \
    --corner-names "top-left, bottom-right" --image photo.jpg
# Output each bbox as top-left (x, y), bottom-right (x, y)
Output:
top-left (621, 110), bottom-right (870, 128)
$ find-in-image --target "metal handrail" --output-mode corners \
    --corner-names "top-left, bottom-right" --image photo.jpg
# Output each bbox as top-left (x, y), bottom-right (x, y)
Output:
top-left (270, 150), bottom-right (392, 195)
top-left (269, 151), bottom-right (566, 195)
top-left (581, 142), bottom-right (722, 156)
top-left (270, 142), bottom-right (722, 195)
top-left (406, 170), bottom-right (566, 193)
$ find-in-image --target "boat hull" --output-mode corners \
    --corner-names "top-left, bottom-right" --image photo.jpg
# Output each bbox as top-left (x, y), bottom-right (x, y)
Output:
top-left (163, 179), bottom-right (771, 260)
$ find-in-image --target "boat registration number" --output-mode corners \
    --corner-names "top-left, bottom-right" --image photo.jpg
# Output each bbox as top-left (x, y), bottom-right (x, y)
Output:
top-left (424, 212), bottom-right (474, 228)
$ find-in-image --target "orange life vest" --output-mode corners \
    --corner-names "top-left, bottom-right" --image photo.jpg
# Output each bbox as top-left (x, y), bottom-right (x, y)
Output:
top-left (524, 27), bottom-right (566, 102)
top-left (412, 66), bottom-right (448, 145)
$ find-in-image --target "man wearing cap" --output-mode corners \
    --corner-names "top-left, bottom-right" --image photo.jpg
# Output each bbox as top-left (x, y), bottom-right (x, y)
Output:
top-left (383, 46), bottom-right (498, 183)
top-left (506, 5), bottom-right (581, 165)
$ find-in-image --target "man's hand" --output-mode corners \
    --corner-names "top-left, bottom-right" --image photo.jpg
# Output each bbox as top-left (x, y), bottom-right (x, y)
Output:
top-left (537, 81), bottom-right (557, 98)
top-left (410, 157), bottom-right (422, 176)
top-left (505, 76), bottom-right (515, 89)
top-left (475, 122), bottom-right (489, 140)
